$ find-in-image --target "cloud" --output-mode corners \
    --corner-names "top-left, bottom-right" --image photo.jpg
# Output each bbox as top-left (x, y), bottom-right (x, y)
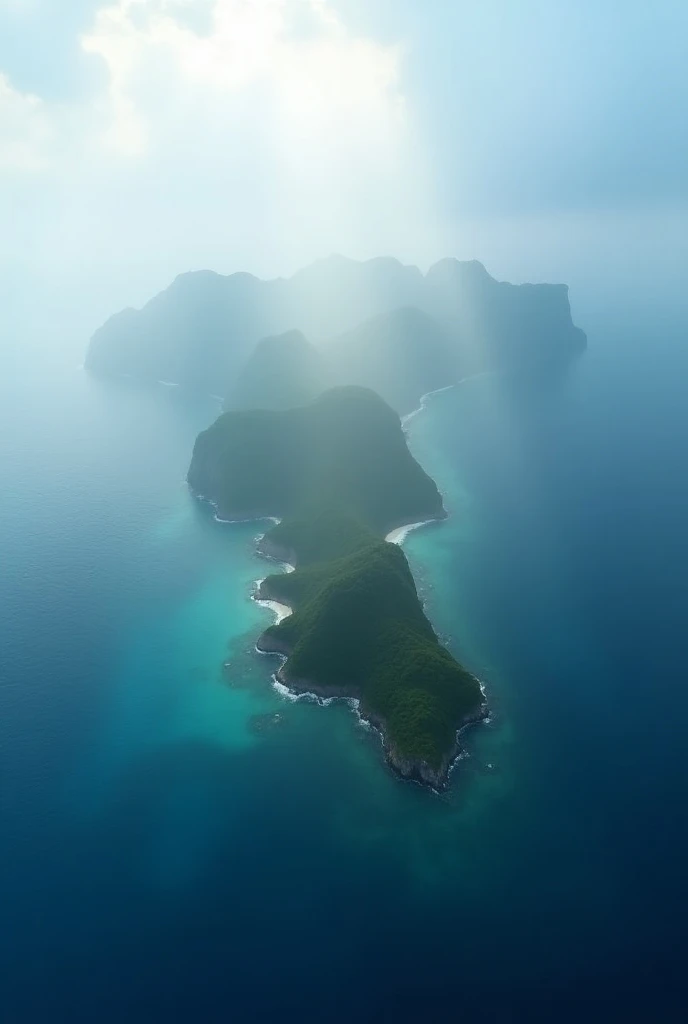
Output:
top-left (1, 0), bottom-right (439, 330)
top-left (77, 0), bottom-right (406, 179)
top-left (0, 0), bottom-right (405, 165)
top-left (0, 72), bottom-right (54, 170)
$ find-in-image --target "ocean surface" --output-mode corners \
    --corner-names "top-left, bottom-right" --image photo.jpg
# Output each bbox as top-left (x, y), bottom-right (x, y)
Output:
top-left (2, 322), bottom-right (688, 1022)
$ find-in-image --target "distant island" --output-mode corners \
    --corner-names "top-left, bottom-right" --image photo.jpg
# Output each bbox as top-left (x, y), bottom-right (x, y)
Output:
top-left (189, 387), bottom-right (485, 787)
top-left (86, 255), bottom-right (586, 414)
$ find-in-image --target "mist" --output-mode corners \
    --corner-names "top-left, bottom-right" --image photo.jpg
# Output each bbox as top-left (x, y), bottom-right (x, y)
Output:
top-left (5, 6), bottom-right (688, 1020)
top-left (2, 0), bottom-right (686, 352)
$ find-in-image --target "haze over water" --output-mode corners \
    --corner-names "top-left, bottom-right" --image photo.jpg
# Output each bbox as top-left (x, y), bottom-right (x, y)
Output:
top-left (2, 306), bottom-right (688, 1021)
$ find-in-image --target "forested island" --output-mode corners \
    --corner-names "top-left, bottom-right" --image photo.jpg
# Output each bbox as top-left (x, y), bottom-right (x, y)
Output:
top-left (188, 385), bottom-right (444, 529)
top-left (256, 512), bottom-right (484, 787)
top-left (188, 387), bottom-right (485, 787)
top-left (86, 255), bottom-right (586, 414)
top-left (90, 254), bottom-right (587, 787)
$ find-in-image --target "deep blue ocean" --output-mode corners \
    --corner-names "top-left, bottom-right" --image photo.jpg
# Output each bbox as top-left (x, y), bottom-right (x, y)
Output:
top-left (2, 318), bottom-right (688, 1022)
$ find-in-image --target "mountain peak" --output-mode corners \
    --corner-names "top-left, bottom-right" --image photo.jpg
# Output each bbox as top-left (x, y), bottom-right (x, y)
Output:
top-left (426, 258), bottom-right (491, 282)
top-left (86, 255), bottom-right (585, 388)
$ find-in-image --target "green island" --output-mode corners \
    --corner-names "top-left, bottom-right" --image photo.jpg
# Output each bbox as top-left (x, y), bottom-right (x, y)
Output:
top-left (188, 386), bottom-right (485, 788)
top-left (187, 385), bottom-right (444, 530)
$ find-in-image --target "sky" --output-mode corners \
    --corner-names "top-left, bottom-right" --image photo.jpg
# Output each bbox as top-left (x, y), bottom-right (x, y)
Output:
top-left (1, 0), bottom-right (687, 341)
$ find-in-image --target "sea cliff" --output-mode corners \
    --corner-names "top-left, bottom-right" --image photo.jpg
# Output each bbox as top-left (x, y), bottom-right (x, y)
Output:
top-left (87, 255), bottom-right (586, 400)
top-left (255, 567), bottom-right (486, 789)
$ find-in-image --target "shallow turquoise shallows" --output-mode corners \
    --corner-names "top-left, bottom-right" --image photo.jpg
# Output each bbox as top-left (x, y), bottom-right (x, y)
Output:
top-left (2, 322), bottom-right (688, 1022)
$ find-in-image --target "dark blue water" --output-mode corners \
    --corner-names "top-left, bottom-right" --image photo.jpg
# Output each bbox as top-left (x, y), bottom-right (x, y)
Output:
top-left (2, 325), bottom-right (688, 1022)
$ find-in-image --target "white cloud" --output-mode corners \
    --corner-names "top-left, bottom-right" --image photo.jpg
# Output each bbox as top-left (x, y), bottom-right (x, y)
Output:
top-left (0, 0), bottom-right (445, 333)
top-left (0, 0), bottom-right (406, 166)
top-left (0, 72), bottom-right (54, 170)
top-left (78, 0), bottom-right (405, 161)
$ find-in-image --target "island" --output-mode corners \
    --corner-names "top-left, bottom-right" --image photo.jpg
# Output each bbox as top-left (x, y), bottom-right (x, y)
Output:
top-left (85, 251), bottom-right (588, 788)
top-left (86, 254), bottom-right (587, 404)
top-left (188, 385), bottom-right (445, 529)
top-left (222, 309), bottom-right (455, 417)
top-left (324, 306), bottom-right (456, 416)
top-left (188, 386), bottom-right (485, 788)
top-left (225, 329), bottom-right (327, 413)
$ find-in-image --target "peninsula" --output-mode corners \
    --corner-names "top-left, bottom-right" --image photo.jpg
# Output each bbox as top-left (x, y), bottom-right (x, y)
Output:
top-left (188, 386), bottom-right (485, 787)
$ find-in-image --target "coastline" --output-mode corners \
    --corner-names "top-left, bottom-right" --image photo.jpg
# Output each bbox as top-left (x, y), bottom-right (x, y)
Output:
top-left (385, 519), bottom-right (438, 545)
top-left (190, 489), bottom-right (282, 528)
top-left (253, 612), bottom-right (488, 791)
top-left (196, 376), bottom-right (490, 790)
top-left (241, 379), bottom-right (490, 790)
top-left (400, 371), bottom-right (496, 429)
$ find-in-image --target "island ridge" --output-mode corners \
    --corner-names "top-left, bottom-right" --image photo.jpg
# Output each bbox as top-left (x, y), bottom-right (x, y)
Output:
top-left (86, 255), bottom-right (586, 410)
top-left (188, 387), bottom-right (485, 787)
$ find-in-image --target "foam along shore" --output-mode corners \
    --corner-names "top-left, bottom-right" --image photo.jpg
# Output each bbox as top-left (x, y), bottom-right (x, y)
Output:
top-left (251, 517), bottom-right (488, 792)
top-left (267, 650), bottom-right (487, 792)
top-left (401, 371), bottom-right (497, 429)
top-left (256, 615), bottom-right (488, 792)
top-left (253, 578), bottom-right (292, 624)
top-left (190, 488), bottom-right (283, 528)
top-left (385, 520), bottom-right (436, 545)
top-left (401, 382), bottom-right (457, 427)
top-left (188, 385), bottom-right (485, 788)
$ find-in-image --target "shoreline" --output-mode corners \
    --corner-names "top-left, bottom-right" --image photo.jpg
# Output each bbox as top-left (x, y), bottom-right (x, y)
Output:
top-left (241, 378), bottom-right (490, 790)
top-left (189, 489), bottom-right (282, 528)
top-left (254, 619), bottom-right (489, 792)
top-left (385, 519), bottom-right (438, 545)
top-left (200, 376), bottom-right (489, 790)
top-left (400, 370), bottom-right (496, 429)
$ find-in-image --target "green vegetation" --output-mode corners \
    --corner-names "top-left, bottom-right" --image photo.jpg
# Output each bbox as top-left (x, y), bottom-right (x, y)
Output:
top-left (188, 386), bottom-right (444, 531)
top-left (225, 330), bottom-right (327, 412)
top-left (259, 513), bottom-right (483, 778)
top-left (87, 255), bottom-right (586, 392)
top-left (189, 384), bottom-right (482, 786)
top-left (266, 508), bottom-right (378, 566)
top-left (326, 306), bottom-right (456, 415)
top-left (223, 307), bottom-right (457, 418)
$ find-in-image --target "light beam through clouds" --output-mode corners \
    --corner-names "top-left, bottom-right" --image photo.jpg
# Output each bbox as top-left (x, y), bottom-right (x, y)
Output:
top-left (1, 0), bottom-right (445, 337)
top-left (2, 0), bottom-right (685, 344)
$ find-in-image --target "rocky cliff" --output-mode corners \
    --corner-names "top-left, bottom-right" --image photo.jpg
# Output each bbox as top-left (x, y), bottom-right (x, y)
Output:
top-left (86, 255), bottom-right (586, 393)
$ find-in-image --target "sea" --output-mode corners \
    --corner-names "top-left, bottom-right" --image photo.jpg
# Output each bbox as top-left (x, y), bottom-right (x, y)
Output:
top-left (2, 314), bottom-right (688, 1022)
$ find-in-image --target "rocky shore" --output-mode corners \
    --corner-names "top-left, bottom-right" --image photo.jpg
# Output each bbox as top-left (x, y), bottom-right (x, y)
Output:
top-left (254, 563), bottom-right (487, 791)
top-left (189, 386), bottom-right (485, 790)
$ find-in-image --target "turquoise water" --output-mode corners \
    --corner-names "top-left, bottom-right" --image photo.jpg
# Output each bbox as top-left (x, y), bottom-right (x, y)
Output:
top-left (2, 330), bottom-right (688, 1020)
